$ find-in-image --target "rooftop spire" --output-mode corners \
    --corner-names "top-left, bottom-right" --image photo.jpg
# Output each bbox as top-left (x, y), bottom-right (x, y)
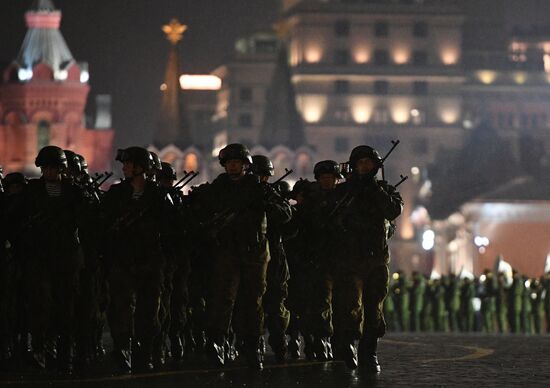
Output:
top-left (16, 0), bottom-right (74, 75)
top-left (259, 42), bottom-right (305, 150)
top-left (154, 19), bottom-right (192, 149)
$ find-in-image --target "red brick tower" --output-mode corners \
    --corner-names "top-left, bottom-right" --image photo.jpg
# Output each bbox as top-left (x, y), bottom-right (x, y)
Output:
top-left (0, 0), bottom-right (114, 174)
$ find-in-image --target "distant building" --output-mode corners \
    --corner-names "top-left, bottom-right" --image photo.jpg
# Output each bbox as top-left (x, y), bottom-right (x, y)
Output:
top-left (0, 0), bottom-right (114, 174)
top-left (208, 0), bottom-right (550, 275)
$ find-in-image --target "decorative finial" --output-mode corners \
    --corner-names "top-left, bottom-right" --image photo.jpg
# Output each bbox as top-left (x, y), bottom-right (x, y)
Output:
top-left (162, 18), bottom-right (187, 45)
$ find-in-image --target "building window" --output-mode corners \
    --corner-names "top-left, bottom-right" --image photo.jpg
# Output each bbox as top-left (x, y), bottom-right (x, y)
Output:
top-left (334, 108), bottom-right (351, 122)
top-left (520, 113), bottom-right (529, 128)
top-left (413, 22), bottom-right (428, 38)
top-left (374, 49), bottom-right (389, 65)
top-left (184, 153), bottom-right (199, 172)
top-left (238, 113), bottom-right (253, 128)
top-left (413, 51), bottom-right (428, 66)
top-left (374, 80), bottom-right (389, 95)
top-left (334, 137), bottom-right (349, 152)
top-left (375, 21), bottom-right (389, 37)
top-left (255, 39), bottom-right (277, 53)
top-left (412, 138), bottom-right (428, 155)
top-left (334, 80), bottom-right (350, 94)
top-left (373, 107), bottom-right (390, 124)
top-left (334, 20), bottom-right (350, 37)
top-left (37, 120), bottom-right (50, 150)
top-left (410, 109), bottom-right (425, 125)
top-left (239, 87), bottom-right (253, 102)
top-left (413, 81), bottom-right (428, 95)
top-left (334, 49), bottom-right (350, 65)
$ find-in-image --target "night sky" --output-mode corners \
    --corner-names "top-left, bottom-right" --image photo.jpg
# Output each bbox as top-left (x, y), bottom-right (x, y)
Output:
top-left (2, 0), bottom-right (550, 148)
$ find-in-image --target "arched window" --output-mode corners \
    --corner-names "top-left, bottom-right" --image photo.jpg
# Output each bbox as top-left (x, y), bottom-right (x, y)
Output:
top-left (184, 152), bottom-right (199, 172)
top-left (37, 120), bottom-right (50, 149)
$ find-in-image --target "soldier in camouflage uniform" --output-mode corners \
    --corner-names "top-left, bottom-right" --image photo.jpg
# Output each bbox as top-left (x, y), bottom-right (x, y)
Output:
top-left (250, 155), bottom-right (291, 363)
top-left (333, 146), bottom-right (403, 371)
top-left (189, 144), bottom-right (291, 370)
top-left (300, 161), bottom-right (345, 361)
top-left (444, 274), bottom-right (461, 332)
top-left (392, 270), bottom-right (411, 332)
top-left (508, 271), bottom-right (523, 333)
top-left (101, 147), bottom-right (169, 371)
top-left (459, 277), bottom-right (475, 332)
top-left (480, 269), bottom-right (497, 333)
top-left (22, 146), bottom-right (87, 372)
top-left (410, 271), bottom-right (425, 332)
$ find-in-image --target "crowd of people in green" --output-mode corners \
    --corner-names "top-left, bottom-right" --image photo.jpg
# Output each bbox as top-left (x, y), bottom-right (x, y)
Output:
top-left (384, 269), bottom-right (550, 334)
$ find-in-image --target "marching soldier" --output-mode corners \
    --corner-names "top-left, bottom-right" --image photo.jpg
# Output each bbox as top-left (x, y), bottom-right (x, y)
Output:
top-left (190, 144), bottom-right (290, 370)
top-left (101, 147), bottom-right (168, 371)
top-left (251, 155), bottom-right (291, 363)
top-left (333, 146), bottom-right (403, 371)
top-left (22, 146), bottom-right (86, 372)
top-left (410, 271), bottom-right (426, 332)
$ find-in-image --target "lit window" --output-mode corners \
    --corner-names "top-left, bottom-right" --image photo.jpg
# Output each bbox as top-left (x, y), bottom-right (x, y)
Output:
top-left (37, 120), bottom-right (50, 150)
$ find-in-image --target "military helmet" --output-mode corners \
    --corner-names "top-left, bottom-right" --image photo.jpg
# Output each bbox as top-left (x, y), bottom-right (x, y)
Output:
top-left (290, 178), bottom-right (311, 200)
top-left (159, 162), bottom-right (177, 180)
top-left (149, 151), bottom-right (162, 173)
top-left (76, 154), bottom-right (89, 173)
top-left (251, 155), bottom-right (274, 176)
top-left (35, 145), bottom-right (68, 168)
top-left (115, 146), bottom-right (153, 171)
top-left (218, 143), bottom-right (252, 166)
top-left (349, 145), bottom-right (383, 170)
top-left (313, 160), bottom-right (344, 180)
top-left (63, 150), bottom-right (82, 174)
top-left (274, 180), bottom-right (291, 198)
top-left (3, 172), bottom-right (27, 188)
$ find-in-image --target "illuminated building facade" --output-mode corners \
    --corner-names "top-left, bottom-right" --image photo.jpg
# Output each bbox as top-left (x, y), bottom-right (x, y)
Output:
top-left (0, 0), bottom-right (114, 174)
top-left (212, 0), bottom-right (550, 275)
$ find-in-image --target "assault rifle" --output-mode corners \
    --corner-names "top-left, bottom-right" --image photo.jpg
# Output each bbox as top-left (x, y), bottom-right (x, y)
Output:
top-left (108, 172), bottom-right (198, 235)
top-left (271, 168), bottom-right (293, 186)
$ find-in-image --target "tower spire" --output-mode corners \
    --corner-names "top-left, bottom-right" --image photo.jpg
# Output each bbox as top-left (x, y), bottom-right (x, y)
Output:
top-left (154, 19), bottom-right (192, 149)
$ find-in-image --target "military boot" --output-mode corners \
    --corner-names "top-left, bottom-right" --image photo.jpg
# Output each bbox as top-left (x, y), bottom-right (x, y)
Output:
top-left (359, 333), bottom-right (381, 373)
top-left (206, 332), bottom-right (225, 367)
top-left (342, 341), bottom-right (359, 370)
top-left (287, 332), bottom-right (301, 360)
top-left (314, 336), bottom-right (333, 361)
top-left (243, 336), bottom-right (264, 370)
top-left (152, 335), bottom-right (167, 368)
top-left (111, 336), bottom-right (132, 372)
top-left (170, 334), bottom-right (184, 360)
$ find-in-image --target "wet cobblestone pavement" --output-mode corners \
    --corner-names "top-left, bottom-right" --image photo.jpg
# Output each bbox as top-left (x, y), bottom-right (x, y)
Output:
top-left (1, 333), bottom-right (549, 387)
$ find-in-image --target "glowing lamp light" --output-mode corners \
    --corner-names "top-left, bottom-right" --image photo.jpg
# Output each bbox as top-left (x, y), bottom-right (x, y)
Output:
top-left (411, 166), bottom-right (420, 175)
top-left (410, 109), bottom-right (420, 118)
top-left (393, 48), bottom-right (410, 65)
top-left (55, 69), bottom-right (68, 81)
top-left (422, 229), bottom-right (435, 251)
top-left (18, 68), bottom-right (33, 81)
top-left (474, 236), bottom-right (490, 247)
top-left (440, 108), bottom-right (460, 124)
top-left (524, 279), bottom-right (531, 288)
top-left (298, 95), bottom-right (327, 123)
top-left (160, 83), bottom-right (167, 91)
top-left (351, 99), bottom-right (373, 123)
top-left (391, 106), bottom-right (410, 124)
top-left (304, 47), bottom-right (322, 63)
top-left (354, 50), bottom-right (370, 64)
top-left (441, 48), bottom-right (459, 65)
top-left (513, 72), bottom-right (527, 84)
top-left (80, 70), bottom-right (89, 83)
top-left (477, 70), bottom-right (498, 85)
top-left (179, 75), bottom-right (222, 90)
